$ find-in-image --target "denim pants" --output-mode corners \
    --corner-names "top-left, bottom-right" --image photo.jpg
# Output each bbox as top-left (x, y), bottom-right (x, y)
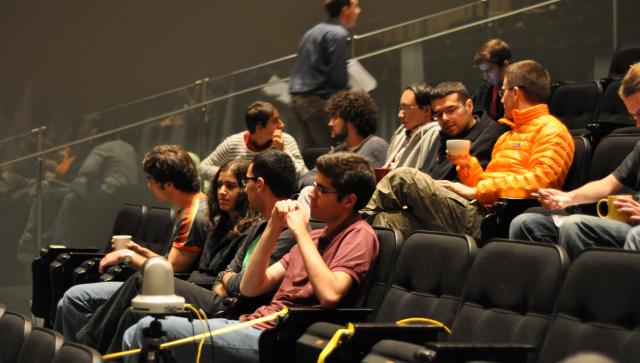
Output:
top-left (362, 167), bottom-right (485, 240)
top-left (509, 213), bottom-right (631, 259)
top-left (123, 317), bottom-right (263, 363)
top-left (54, 281), bottom-right (123, 341)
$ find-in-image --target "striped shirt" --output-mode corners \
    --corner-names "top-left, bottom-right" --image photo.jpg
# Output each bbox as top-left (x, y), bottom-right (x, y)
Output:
top-left (199, 131), bottom-right (308, 180)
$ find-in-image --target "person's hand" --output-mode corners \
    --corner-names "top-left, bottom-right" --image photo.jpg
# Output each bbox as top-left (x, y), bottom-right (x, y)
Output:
top-left (534, 188), bottom-right (572, 210)
top-left (269, 200), bottom-right (296, 231)
top-left (437, 180), bottom-right (476, 200)
top-left (613, 197), bottom-right (640, 222)
top-left (285, 202), bottom-right (309, 236)
top-left (446, 151), bottom-right (471, 168)
top-left (213, 283), bottom-right (228, 298)
top-left (99, 249), bottom-right (132, 273)
top-left (272, 129), bottom-right (284, 151)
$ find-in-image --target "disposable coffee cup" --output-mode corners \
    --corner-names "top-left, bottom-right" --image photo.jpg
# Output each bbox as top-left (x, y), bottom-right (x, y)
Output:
top-left (112, 235), bottom-right (132, 250)
top-left (446, 139), bottom-right (471, 156)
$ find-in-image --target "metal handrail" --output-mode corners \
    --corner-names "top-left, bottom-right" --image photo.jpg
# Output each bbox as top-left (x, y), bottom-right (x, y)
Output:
top-left (0, 0), bottom-right (564, 167)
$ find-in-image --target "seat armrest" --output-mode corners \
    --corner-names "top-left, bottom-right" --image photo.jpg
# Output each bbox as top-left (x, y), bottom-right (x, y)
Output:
top-left (424, 342), bottom-right (536, 363)
top-left (284, 307), bottom-right (373, 325)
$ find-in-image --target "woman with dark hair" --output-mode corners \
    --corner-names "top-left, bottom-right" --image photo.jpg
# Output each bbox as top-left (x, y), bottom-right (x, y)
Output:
top-left (189, 159), bottom-right (261, 283)
top-left (73, 159), bottom-right (262, 353)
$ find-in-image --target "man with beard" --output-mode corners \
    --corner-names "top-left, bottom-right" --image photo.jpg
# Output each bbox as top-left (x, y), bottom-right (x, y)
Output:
top-left (298, 90), bottom-right (388, 188)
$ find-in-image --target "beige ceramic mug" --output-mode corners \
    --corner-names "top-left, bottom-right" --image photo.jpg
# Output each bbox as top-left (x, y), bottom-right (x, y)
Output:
top-left (596, 195), bottom-right (633, 222)
top-left (446, 139), bottom-right (471, 156)
top-left (112, 235), bottom-right (133, 250)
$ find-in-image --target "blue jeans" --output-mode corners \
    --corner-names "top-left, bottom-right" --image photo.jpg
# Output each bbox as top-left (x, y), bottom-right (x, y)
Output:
top-left (54, 281), bottom-right (123, 341)
top-left (623, 225), bottom-right (640, 250)
top-left (509, 213), bottom-right (630, 259)
top-left (123, 317), bottom-right (263, 363)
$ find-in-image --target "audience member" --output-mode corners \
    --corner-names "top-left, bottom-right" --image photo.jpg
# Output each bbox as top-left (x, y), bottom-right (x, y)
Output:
top-left (54, 144), bottom-right (209, 341)
top-left (289, 0), bottom-right (362, 148)
top-left (510, 62), bottom-right (640, 259)
top-left (384, 82), bottom-right (439, 170)
top-left (200, 101), bottom-right (307, 180)
top-left (299, 90), bottom-right (388, 187)
top-left (362, 60), bottom-right (574, 240)
top-left (421, 81), bottom-right (509, 180)
top-left (472, 38), bottom-right (512, 120)
top-left (76, 153), bottom-right (297, 353)
top-left (122, 152), bottom-right (378, 363)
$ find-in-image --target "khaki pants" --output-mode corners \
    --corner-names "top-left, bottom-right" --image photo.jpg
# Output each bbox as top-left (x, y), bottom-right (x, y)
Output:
top-left (362, 167), bottom-right (485, 240)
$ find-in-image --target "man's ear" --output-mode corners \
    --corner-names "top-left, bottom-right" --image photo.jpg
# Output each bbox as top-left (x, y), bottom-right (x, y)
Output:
top-left (341, 193), bottom-right (357, 210)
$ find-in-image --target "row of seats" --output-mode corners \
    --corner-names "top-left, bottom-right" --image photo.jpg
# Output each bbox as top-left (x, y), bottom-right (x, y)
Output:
top-left (0, 304), bottom-right (102, 363)
top-left (31, 204), bottom-right (176, 327)
top-left (292, 230), bottom-right (640, 363)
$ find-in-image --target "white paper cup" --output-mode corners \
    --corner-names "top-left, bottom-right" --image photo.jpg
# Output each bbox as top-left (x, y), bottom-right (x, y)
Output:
top-left (112, 235), bottom-right (132, 250)
top-left (446, 139), bottom-right (471, 156)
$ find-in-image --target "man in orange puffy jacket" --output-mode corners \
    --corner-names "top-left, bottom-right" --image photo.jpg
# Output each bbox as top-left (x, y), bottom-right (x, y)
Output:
top-left (362, 60), bottom-right (574, 240)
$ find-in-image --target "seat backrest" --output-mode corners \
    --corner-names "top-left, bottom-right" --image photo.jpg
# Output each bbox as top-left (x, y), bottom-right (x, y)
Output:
top-left (51, 342), bottom-right (102, 363)
top-left (447, 240), bottom-right (568, 357)
top-left (374, 231), bottom-right (477, 328)
top-left (588, 134), bottom-right (640, 190)
top-left (537, 249), bottom-right (640, 363)
top-left (0, 311), bottom-right (32, 363)
top-left (608, 44), bottom-right (640, 78)
top-left (548, 81), bottom-right (601, 131)
top-left (361, 227), bottom-right (402, 321)
top-left (16, 327), bottom-right (64, 363)
top-left (598, 79), bottom-right (634, 126)
top-left (136, 206), bottom-right (176, 255)
top-left (105, 204), bottom-right (147, 251)
top-left (562, 135), bottom-right (591, 191)
top-left (302, 147), bottom-right (331, 170)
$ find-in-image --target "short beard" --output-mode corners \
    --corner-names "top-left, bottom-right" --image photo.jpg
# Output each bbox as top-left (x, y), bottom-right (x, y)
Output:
top-left (331, 128), bottom-right (348, 142)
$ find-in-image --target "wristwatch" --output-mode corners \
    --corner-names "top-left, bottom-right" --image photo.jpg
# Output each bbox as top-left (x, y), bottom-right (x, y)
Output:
top-left (122, 250), bottom-right (134, 266)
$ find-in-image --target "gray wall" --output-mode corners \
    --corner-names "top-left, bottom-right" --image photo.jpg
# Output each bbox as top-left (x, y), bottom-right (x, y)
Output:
top-left (0, 0), bottom-right (473, 140)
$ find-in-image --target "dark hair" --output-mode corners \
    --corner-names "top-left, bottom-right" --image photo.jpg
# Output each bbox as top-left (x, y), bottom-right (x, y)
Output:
top-left (619, 62), bottom-right (640, 99)
top-left (251, 150), bottom-right (296, 199)
top-left (404, 82), bottom-right (433, 109)
top-left (142, 144), bottom-right (200, 193)
top-left (315, 152), bottom-right (375, 211)
top-left (245, 101), bottom-right (276, 133)
top-left (327, 90), bottom-right (378, 137)
top-left (473, 38), bottom-right (512, 66)
top-left (325, 0), bottom-right (351, 18)
top-left (208, 159), bottom-right (260, 241)
top-left (430, 82), bottom-right (470, 103)
top-left (504, 60), bottom-right (551, 104)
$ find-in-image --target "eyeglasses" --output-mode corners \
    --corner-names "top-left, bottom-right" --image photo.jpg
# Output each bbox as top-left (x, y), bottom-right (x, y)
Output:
top-left (433, 103), bottom-right (463, 121)
top-left (245, 176), bottom-right (258, 182)
top-left (313, 181), bottom-right (339, 196)
top-left (498, 85), bottom-right (525, 98)
top-left (398, 105), bottom-right (419, 113)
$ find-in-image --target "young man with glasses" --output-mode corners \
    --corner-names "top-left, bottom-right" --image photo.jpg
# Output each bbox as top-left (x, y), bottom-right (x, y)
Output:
top-left (122, 152), bottom-right (378, 363)
top-left (510, 62), bottom-right (640, 259)
top-left (420, 82), bottom-right (508, 181)
top-left (384, 82), bottom-right (441, 170)
top-left (362, 60), bottom-right (573, 240)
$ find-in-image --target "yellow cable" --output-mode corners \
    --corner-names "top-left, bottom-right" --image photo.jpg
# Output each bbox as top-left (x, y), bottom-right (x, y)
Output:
top-left (317, 323), bottom-right (355, 363)
top-left (396, 317), bottom-right (452, 335)
top-left (102, 305), bottom-right (289, 361)
top-left (184, 304), bottom-right (206, 363)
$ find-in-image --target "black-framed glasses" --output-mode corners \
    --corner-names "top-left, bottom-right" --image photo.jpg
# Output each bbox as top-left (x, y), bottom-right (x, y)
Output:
top-left (433, 103), bottom-right (463, 121)
top-left (246, 176), bottom-right (258, 182)
top-left (313, 181), bottom-right (339, 196)
top-left (398, 105), bottom-right (419, 113)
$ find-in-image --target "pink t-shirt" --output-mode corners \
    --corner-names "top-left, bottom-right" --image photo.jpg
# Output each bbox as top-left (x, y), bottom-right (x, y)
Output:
top-left (239, 215), bottom-right (379, 329)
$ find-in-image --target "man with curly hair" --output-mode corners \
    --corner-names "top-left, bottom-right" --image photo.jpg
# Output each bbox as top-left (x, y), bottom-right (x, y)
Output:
top-left (298, 90), bottom-right (388, 188)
